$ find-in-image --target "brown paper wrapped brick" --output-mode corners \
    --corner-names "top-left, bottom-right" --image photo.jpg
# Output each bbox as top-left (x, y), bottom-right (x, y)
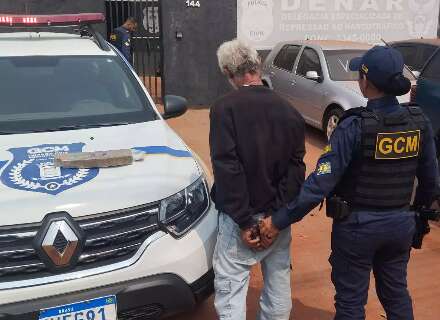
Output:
top-left (54, 149), bottom-right (134, 168)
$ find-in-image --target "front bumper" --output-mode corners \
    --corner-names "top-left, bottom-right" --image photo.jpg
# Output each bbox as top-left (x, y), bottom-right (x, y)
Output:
top-left (0, 268), bottom-right (214, 319)
top-left (0, 204), bottom-right (218, 318)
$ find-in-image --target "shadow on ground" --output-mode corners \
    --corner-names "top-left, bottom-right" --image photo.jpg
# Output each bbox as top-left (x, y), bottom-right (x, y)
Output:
top-left (170, 289), bottom-right (334, 320)
top-left (305, 125), bottom-right (327, 150)
top-left (247, 286), bottom-right (334, 320)
top-left (291, 299), bottom-right (334, 320)
top-left (168, 294), bottom-right (334, 320)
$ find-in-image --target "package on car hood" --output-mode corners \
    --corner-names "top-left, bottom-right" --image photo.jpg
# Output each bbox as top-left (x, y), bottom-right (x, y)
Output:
top-left (0, 121), bottom-right (200, 225)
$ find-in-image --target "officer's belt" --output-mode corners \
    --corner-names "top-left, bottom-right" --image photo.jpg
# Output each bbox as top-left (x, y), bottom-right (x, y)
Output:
top-left (350, 204), bottom-right (411, 213)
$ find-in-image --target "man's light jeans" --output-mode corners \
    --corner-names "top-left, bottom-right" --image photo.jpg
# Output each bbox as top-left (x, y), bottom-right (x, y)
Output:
top-left (213, 213), bottom-right (292, 320)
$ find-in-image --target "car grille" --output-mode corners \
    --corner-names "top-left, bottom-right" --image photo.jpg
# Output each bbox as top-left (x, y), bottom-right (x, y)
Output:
top-left (118, 304), bottom-right (163, 320)
top-left (0, 203), bottom-right (160, 284)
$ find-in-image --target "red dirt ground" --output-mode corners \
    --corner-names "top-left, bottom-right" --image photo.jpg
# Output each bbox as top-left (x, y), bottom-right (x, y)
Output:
top-left (166, 108), bottom-right (440, 320)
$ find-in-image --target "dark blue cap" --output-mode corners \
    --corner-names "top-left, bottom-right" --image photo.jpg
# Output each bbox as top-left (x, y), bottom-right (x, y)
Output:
top-left (349, 46), bottom-right (405, 90)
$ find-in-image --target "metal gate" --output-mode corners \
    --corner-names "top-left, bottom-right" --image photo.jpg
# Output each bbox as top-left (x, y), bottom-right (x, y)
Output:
top-left (105, 0), bottom-right (163, 102)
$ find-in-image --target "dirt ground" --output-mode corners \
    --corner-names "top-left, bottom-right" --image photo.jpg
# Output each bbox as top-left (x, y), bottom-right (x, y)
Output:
top-left (166, 108), bottom-right (440, 320)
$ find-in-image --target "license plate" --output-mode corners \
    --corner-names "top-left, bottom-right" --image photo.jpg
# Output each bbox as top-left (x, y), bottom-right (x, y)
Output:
top-left (39, 295), bottom-right (117, 320)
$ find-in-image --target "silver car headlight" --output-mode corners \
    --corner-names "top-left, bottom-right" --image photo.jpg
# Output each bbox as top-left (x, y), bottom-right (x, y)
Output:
top-left (159, 177), bottom-right (210, 238)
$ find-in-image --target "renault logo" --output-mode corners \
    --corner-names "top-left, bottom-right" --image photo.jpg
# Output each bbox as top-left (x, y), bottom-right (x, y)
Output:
top-left (42, 220), bottom-right (79, 267)
top-left (34, 212), bottom-right (84, 272)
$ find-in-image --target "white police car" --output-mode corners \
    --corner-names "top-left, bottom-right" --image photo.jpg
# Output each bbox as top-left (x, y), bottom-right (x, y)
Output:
top-left (0, 14), bottom-right (217, 319)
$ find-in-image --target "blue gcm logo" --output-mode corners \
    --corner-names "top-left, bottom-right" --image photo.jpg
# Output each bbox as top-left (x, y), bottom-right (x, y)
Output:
top-left (0, 143), bottom-right (99, 195)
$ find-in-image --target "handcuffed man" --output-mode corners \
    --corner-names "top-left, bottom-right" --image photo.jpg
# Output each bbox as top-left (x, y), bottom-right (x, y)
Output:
top-left (210, 39), bottom-right (306, 320)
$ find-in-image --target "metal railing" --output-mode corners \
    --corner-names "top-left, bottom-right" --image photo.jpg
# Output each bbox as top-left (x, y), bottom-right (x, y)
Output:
top-left (105, 0), bottom-right (163, 102)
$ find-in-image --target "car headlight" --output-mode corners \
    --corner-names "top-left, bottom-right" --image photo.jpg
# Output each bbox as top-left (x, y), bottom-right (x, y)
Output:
top-left (159, 177), bottom-right (210, 237)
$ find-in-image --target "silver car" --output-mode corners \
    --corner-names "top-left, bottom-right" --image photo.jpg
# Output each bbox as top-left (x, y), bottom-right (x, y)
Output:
top-left (262, 41), bottom-right (412, 138)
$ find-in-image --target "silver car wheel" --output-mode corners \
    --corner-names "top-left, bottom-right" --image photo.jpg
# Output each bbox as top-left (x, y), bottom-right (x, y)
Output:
top-left (326, 115), bottom-right (340, 139)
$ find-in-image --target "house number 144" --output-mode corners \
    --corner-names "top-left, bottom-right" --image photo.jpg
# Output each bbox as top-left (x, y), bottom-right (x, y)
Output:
top-left (186, 0), bottom-right (201, 7)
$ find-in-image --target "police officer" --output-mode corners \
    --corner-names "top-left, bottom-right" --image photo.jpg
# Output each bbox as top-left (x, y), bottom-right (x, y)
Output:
top-left (110, 18), bottom-right (137, 65)
top-left (260, 46), bottom-right (439, 320)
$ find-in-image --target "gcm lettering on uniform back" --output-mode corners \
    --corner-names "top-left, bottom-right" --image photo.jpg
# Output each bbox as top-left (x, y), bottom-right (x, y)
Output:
top-left (375, 130), bottom-right (421, 159)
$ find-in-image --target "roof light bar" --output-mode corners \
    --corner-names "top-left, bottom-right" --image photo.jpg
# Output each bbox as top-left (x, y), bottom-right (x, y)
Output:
top-left (0, 13), bottom-right (105, 27)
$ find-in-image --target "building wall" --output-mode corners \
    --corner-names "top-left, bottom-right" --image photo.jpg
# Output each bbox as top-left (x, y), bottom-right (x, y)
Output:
top-left (161, 0), bottom-right (236, 106)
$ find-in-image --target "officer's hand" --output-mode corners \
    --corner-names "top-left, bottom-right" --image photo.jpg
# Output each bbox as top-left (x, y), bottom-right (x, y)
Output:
top-left (259, 217), bottom-right (279, 248)
top-left (431, 198), bottom-right (440, 211)
top-left (241, 228), bottom-right (262, 250)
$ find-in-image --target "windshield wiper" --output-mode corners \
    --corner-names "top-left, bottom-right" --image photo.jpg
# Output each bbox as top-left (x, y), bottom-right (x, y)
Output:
top-left (49, 122), bottom-right (133, 131)
top-left (0, 130), bottom-right (25, 135)
top-left (0, 122), bottom-right (133, 135)
top-left (0, 122), bottom-right (134, 135)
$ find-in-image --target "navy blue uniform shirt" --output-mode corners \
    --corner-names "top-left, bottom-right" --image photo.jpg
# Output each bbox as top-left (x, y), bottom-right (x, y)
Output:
top-left (272, 96), bottom-right (439, 230)
top-left (110, 27), bottom-right (133, 64)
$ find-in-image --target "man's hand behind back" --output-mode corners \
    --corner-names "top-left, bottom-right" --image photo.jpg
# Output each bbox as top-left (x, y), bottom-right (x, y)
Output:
top-left (259, 217), bottom-right (280, 249)
top-left (432, 198), bottom-right (440, 211)
top-left (241, 227), bottom-right (263, 250)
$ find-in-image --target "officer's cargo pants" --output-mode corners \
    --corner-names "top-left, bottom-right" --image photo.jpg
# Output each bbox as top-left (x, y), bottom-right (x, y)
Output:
top-left (330, 210), bottom-right (415, 320)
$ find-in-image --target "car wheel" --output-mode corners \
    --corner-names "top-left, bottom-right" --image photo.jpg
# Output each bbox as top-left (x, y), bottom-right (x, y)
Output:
top-left (324, 108), bottom-right (344, 140)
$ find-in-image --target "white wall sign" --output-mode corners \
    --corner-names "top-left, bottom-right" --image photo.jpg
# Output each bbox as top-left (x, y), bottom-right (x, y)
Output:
top-left (238, 0), bottom-right (440, 49)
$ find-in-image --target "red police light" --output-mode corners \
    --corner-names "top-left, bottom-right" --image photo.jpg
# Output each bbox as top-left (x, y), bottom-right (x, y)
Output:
top-left (0, 13), bottom-right (105, 26)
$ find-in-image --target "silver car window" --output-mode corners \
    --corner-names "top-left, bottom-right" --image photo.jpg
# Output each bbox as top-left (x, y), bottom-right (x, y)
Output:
top-left (273, 45), bottom-right (301, 72)
top-left (296, 47), bottom-right (322, 78)
top-left (324, 50), bottom-right (367, 81)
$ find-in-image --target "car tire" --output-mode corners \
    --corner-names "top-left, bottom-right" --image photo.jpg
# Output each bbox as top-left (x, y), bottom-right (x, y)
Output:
top-left (324, 108), bottom-right (344, 140)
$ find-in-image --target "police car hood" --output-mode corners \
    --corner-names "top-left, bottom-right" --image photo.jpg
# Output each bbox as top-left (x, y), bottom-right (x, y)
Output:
top-left (0, 121), bottom-right (201, 225)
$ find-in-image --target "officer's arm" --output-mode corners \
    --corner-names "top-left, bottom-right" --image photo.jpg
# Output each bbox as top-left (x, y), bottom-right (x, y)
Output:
top-left (272, 117), bottom-right (361, 230)
top-left (413, 120), bottom-right (439, 207)
top-left (120, 33), bottom-right (132, 63)
top-left (111, 30), bottom-right (122, 50)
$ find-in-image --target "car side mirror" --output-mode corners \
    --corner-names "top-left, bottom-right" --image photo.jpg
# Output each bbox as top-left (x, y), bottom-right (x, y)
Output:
top-left (162, 95), bottom-right (188, 119)
top-left (412, 70), bottom-right (421, 79)
top-left (306, 71), bottom-right (322, 83)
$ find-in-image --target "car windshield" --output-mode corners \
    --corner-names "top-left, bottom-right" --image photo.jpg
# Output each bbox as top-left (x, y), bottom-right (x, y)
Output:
top-left (325, 49), bottom-right (416, 82)
top-left (421, 50), bottom-right (440, 81)
top-left (0, 55), bottom-right (157, 134)
top-left (325, 50), bottom-right (367, 81)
